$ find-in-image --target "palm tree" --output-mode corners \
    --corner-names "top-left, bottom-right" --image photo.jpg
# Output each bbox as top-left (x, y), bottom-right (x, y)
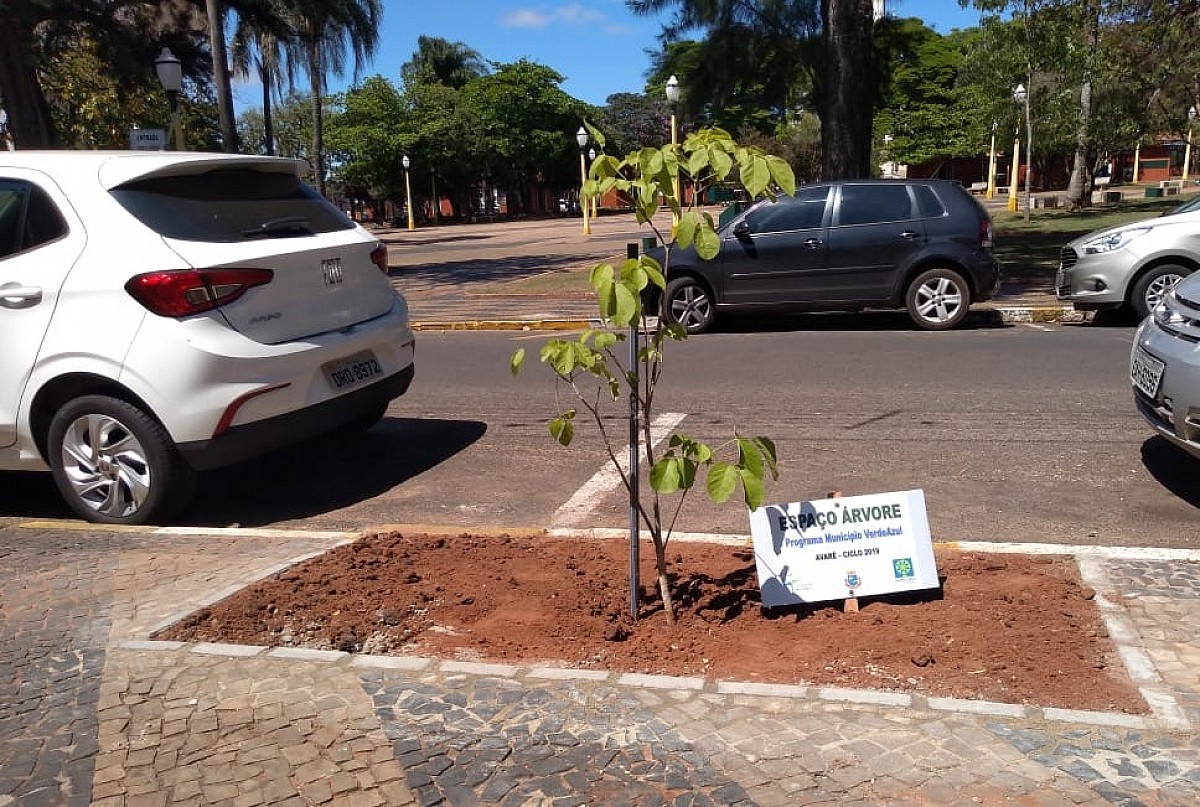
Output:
top-left (230, 0), bottom-right (297, 155)
top-left (289, 0), bottom-right (382, 196)
top-left (400, 36), bottom-right (487, 90)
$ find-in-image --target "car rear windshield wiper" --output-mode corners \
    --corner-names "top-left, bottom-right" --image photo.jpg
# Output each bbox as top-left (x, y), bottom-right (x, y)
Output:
top-left (241, 216), bottom-right (313, 238)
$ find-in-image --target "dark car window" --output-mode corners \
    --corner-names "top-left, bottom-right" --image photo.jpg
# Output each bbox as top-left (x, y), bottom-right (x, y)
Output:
top-left (836, 184), bottom-right (914, 226)
top-left (110, 168), bottom-right (354, 243)
top-left (914, 186), bottom-right (947, 218)
top-left (0, 181), bottom-right (69, 260)
top-left (743, 186), bottom-right (827, 233)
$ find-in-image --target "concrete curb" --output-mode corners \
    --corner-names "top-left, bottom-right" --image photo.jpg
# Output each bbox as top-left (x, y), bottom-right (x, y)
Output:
top-left (409, 305), bottom-right (1081, 331)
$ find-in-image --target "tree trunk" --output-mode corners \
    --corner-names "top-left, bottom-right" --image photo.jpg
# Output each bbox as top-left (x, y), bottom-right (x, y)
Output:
top-left (820, 0), bottom-right (876, 179)
top-left (260, 64), bottom-right (275, 156)
top-left (309, 44), bottom-right (326, 197)
top-left (0, 20), bottom-right (56, 148)
top-left (1065, 1), bottom-right (1100, 212)
top-left (652, 533), bottom-right (676, 625)
top-left (206, 0), bottom-right (238, 152)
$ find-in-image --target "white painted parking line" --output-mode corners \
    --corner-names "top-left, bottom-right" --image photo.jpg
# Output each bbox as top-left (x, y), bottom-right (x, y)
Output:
top-left (550, 411), bottom-right (687, 529)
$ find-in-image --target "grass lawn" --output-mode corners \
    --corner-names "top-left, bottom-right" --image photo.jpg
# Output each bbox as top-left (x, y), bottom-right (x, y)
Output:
top-left (992, 194), bottom-right (1189, 282)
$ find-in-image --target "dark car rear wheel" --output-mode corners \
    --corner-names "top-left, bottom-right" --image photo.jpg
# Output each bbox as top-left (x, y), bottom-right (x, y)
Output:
top-left (662, 276), bottom-right (716, 334)
top-left (1130, 264), bottom-right (1189, 321)
top-left (47, 395), bottom-right (196, 525)
top-left (905, 268), bottom-right (971, 331)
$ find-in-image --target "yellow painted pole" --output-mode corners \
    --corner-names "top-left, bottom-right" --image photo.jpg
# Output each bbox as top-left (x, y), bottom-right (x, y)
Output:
top-left (1184, 128), bottom-right (1193, 183)
top-left (1133, 142), bottom-right (1141, 184)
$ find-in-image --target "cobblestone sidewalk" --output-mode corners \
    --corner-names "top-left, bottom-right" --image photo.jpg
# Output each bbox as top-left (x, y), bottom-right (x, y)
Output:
top-left (4, 525), bottom-right (1200, 806)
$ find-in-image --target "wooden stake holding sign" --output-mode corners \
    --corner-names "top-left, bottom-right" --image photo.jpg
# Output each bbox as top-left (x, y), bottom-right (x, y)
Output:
top-left (827, 490), bottom-right (860, 614)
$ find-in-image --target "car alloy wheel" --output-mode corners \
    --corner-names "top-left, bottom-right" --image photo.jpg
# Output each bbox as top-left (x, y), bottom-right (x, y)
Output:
top-left (48, 395), bottom-right (195, 525)
top-left (906, 268), bottom-right (971, 331)
top-left (1131, 264), bottom-right (1189, 321)
top-left (664, 276), bottom-right (715, 334)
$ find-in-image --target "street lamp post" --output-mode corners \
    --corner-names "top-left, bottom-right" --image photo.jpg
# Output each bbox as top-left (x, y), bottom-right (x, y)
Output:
top-left (576, 126), bottom-right (590, 236)
top-left (154, 47), bottom-right (184, 150)
top-left (986, 120), bottom-right (998, 199)
top-left (402, 155), bottom-right (415, 231)
top-left (1013, 82), bottom-right (1032, 221)
top-left (1184, 106), bottom-right (1197, 182)
top-left (665, 75), bottom-right (681, 231)
top-left (588, 147), bottom-right (597, 219)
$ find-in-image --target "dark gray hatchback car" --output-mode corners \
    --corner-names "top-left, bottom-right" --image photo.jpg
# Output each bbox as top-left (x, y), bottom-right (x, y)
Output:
top-left (650, 179), bottom-right (1000, 332)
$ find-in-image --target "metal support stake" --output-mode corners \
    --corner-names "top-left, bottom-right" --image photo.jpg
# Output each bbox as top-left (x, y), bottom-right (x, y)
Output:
top-left (627, 242), bottom-right (640, 621)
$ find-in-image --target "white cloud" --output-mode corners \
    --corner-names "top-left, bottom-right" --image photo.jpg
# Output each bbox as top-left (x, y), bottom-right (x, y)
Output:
top-left (502, 9), bottom-right (551, 28)
top-left (502, 4), bottom-right (607, 30)
top-left (556, 3), bottom-right (604, 24)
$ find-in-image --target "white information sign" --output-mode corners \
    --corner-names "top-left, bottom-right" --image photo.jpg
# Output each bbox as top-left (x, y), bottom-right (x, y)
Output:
top-left (129, 128), bottom-right (166, 151)
top-left (749, 489), bottom-right (939, 608)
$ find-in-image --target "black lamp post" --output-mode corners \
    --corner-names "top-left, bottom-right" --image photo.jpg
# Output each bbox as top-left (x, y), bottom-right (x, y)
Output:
top-left (154, 48), bottom-right (184, 150)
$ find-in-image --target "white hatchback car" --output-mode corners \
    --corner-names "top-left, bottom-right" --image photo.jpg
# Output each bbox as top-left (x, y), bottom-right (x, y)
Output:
top-left (0, 151), bottom-right (415, 524)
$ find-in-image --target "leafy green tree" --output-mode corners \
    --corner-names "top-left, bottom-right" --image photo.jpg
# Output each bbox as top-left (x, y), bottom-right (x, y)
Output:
top-left (324, 77), bottom-right (410, 205)
top-left (458, 60), bottom-right (589, 216)
top-left (873, 21), bottom-right (984, 166)
top-left (238, 90), bottom-right (313, 167)
top-left (511, 126), bottom-right (794, 624)
top-left (596, 93), bottom-right (670, 154)
top-left (0, 0), bottom-right (208, 148)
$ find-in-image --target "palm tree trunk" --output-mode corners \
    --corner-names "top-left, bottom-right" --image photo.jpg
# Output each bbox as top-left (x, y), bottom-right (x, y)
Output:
top-left (207, 0), bottom-right (239, 152)
top-left (308, 43), bottom-right (326, 197)
top-left (260, 64), bottom-right (275, 155)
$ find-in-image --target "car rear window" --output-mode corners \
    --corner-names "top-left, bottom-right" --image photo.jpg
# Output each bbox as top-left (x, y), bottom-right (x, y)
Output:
top-left (836, 184), bottom-right (914, 226)
top-left (110, 168), bottom-right (354, 242)
top-left (914, 186), bottom-right (947, 218)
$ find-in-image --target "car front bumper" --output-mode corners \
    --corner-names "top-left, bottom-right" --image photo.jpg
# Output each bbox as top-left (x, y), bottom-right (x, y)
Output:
top-left (1056, 248), bottom-right (1135, 310)
top-left (1131, 317), bottom-right (1200, 459)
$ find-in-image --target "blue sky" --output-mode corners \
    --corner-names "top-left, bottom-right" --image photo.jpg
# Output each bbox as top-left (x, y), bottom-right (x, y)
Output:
top-left (233, 0), bottom-right (985, 111)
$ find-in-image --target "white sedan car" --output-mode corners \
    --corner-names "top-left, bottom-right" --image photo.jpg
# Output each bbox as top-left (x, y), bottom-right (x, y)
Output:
top-left (0, 151), bottom-right (415, 524)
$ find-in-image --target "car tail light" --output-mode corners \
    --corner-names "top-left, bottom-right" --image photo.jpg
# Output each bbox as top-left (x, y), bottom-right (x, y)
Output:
top-left (124, 268), bottom-right (274, 317)
top-left (980, 219), bottom-right (993, 249)
top-left (371, 243), bottom-right (389, 274)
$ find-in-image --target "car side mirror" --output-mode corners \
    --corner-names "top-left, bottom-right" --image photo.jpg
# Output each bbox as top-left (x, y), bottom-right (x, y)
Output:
top-left (733, 220), bottom-right (751, 238)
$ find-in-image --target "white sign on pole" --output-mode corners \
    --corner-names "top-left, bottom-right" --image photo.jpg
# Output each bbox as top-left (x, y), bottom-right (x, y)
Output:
top-left (748, 489), bottom-right (939, 608)
top-left (129, 128), bottom-right (167, 151)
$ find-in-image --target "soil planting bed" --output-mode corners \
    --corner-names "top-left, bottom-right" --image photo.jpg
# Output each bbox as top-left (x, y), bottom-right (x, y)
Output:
top-left (158, 531), bottom-right (1147, 714)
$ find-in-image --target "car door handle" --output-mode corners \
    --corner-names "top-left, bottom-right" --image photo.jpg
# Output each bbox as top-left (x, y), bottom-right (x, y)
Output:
top-left (0, 284), bottom-right (43, 309)
top-left (898, 230), bottom-right (920, 240)
top-left (803, 238), bottom-right (823, 249)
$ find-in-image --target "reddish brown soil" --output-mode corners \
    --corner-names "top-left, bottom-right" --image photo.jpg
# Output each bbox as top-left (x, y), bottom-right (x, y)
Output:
top-left (158, 531), bottom-right (1146, 714)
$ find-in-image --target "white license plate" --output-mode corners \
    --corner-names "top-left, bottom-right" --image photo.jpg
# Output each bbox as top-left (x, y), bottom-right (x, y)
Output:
top-left (323, 350), bottom-right (383, 391)
top-left (1131, 346), bottom-right (1165, 399)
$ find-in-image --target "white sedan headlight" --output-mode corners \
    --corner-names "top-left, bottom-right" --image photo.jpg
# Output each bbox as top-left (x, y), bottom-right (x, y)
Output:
top-left (1081, 227), bottom-right (1151, 254)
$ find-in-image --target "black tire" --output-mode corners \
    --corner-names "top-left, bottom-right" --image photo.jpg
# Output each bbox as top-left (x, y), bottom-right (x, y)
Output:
top-left (1130, 264), bottom-right (1189, 321)
top-left (905, 267), bottom-right (972, 331)
top-left (662, 276), bottom-right (716, 334)
top-left (47, 395), bottom-right (196, 525)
